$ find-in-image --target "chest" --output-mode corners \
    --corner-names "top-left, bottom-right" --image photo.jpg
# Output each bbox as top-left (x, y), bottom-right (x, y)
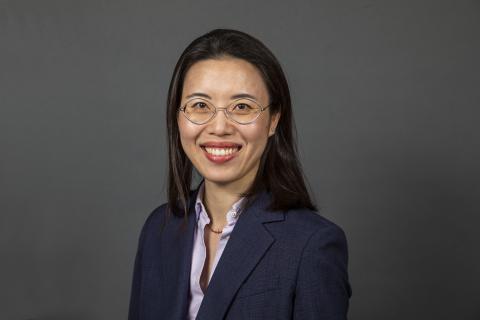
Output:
top-left (200, 229), bottom-right (222, 291)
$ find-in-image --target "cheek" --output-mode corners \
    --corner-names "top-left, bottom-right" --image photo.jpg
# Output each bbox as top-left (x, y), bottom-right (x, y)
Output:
top-left (243, 121), bottom-right (270, 151)
top-left (178, 117), bottom-right (200, 150)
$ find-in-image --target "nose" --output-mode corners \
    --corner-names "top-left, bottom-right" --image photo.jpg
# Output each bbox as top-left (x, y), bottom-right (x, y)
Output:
top-left (206, 108), bottom-right (234, 135)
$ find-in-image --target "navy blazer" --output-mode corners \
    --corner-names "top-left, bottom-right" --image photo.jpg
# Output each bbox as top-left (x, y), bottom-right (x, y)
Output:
top-left (128, 188), bottom-right (352, 320)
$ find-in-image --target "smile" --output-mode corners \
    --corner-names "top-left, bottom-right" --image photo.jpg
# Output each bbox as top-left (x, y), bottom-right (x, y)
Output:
top-left (200, 143), bottom-right (243, 164)
top-left (204, 147), bottom-right (240, 156)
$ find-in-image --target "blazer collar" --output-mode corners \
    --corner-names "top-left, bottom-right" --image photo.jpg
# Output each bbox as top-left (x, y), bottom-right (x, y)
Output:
top-left (161, 184), bottom-right (285, 320)
top-left (195, 185), bottom-right (285, 320)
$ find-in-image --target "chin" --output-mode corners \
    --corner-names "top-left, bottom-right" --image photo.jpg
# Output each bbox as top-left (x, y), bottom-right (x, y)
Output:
top-left (200, 172), bottom-right (240, 185)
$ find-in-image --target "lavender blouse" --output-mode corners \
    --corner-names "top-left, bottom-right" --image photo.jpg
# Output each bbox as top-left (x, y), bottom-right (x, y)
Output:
top-left (188, 182), bottom-right (245, 320)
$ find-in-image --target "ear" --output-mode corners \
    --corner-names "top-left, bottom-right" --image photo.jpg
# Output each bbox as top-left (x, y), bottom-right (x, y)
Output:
top-left (268, 112), bottom-right (281, 137)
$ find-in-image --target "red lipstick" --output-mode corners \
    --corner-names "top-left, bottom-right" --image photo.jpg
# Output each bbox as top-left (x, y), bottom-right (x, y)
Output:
top-left (203, 150), bottom-right (237, 164)
top-left (200, 142), bottom-right (242, 164)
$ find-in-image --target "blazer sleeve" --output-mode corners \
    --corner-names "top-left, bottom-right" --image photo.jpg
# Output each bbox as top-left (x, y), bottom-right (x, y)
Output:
top-left (293, 223), bottom-right (352, 320)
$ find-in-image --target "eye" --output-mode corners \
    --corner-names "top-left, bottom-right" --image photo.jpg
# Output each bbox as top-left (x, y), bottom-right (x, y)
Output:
top-left (234, 103), bottom-right (252, 110)
top-left (193, 102), bottom-right (208, 109)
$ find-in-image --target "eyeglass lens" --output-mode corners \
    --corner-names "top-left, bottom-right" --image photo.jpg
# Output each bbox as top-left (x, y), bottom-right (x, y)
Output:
top-left (183, 99), bottom-right (262, 124)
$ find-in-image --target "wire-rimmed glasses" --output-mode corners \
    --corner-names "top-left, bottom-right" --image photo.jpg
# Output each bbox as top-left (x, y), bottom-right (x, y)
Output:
top-left (179, 97), bottom-right (271, 125)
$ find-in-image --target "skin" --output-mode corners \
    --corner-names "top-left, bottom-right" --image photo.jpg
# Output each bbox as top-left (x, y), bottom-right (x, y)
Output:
top-left (177, 57), bottom-right (280, 287)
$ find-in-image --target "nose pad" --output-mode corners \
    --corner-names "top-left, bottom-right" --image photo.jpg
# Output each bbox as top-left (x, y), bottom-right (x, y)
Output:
top-left (212, 108), bottom-right (229, 124)
top-left (207, 108), bottom-right (233, 134)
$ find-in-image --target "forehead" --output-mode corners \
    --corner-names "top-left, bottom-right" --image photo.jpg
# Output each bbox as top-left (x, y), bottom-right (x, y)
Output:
top-left (182, 57), bottom-right (269, 102)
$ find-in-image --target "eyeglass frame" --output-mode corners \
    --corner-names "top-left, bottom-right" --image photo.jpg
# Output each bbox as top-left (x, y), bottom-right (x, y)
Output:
top-left (178, 97), bottom-right (272, 125)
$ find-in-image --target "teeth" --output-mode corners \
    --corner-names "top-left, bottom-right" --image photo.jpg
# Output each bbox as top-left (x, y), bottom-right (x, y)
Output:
top-left (204, 147), bottom-right (239, 156)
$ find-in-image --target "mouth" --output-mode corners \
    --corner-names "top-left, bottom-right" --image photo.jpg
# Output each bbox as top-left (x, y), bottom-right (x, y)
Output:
top-left (199, 143), bottom-right (243, 164)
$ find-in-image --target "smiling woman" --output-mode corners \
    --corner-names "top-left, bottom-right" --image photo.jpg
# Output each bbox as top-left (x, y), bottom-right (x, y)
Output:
top-left (128, 29), bottom-right (352, 320)
top-left (178, 58), bottom-right (279, 197)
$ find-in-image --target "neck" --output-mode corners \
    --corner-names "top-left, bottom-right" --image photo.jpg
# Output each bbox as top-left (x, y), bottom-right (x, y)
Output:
top-left (202, 179), bottom-right (248, 228)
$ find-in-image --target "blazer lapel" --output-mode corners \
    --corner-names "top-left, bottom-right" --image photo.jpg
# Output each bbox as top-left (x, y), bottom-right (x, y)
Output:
top-left (160, 187), bottom-right (200, 320)
top-left (196, 191), bottom-right (285, 320)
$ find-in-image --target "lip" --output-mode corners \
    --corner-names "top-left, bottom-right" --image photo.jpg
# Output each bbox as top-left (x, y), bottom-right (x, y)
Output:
top-left (199, 142), bottom-right (243, 164)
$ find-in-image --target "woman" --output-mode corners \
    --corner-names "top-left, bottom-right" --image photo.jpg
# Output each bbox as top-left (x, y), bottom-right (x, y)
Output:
top-left (128, 29), bottom-right (352, 320)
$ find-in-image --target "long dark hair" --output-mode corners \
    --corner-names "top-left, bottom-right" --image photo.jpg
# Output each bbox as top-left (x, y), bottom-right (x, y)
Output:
top-left (166, 29), bottom-right (316, 221)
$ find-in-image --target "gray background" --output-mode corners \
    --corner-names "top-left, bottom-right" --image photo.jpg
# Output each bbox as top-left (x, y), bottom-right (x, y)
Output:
top-left (1, 0), bottom-right (479, 319)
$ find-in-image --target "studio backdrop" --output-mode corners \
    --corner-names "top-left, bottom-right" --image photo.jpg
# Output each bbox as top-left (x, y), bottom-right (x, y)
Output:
top-left (1, 1), bottom-right (479, 319)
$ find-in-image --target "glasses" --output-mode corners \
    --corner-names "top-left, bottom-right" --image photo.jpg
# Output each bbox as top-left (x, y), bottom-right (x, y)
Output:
top-left (179, 97), bottom-right (271, 125)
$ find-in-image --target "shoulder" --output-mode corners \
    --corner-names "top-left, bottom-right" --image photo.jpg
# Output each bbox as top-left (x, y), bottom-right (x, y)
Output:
top-left (140, 189), bottom-right (198, 235)
top-left (281, 208), bottom-right (350, 275)
top-left (283, 207), bottom-right (348, 245)
top-left (142, 203), bottom-right (169, 230)
top-left (135, 202), bottom-right (172, 245)
top-left (264, 206), bottom-right (349, 269)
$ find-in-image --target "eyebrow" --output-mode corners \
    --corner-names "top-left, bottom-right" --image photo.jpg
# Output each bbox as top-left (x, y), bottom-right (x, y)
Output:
top-left (185, 92), bottom-right (258, 100)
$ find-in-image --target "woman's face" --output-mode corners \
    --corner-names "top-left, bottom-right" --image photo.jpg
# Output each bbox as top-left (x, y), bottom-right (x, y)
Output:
top-left (178, 57), bottom-right (280, 190)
